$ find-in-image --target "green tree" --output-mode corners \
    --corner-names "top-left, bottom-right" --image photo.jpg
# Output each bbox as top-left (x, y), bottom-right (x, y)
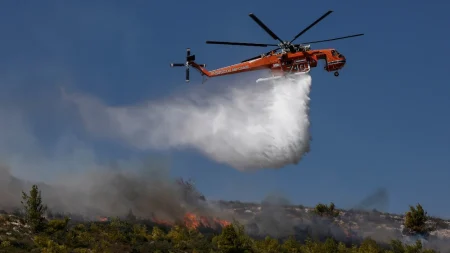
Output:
top-left (21, 184), bottom-right (47, 233)
top-left (281, 236), bottom-right (301, 253)
top-left (166, 225), bottom-right (210, 252)
top-left (213, 223), bottom-right (253, 253)
top-left (314, 202), bottom-right (340, 218)
top-left (404, 204), bottom-right (429, 235)
top-left (126, 208), bottom-right (136, 221)
top-left (253, 236), bottom-right (280, 253)
top-left (389, 239), bottom-right (406, 253)
top-left (322, 237), bottom-right (339, 253)
top-left (358, 237), bottom-right (382, 253)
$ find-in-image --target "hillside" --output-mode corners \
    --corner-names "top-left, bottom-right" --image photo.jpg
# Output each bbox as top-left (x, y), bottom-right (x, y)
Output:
top-left (1, 171), bottom-right (450, 252)
top-left (217, 200), bottom-right (450, 245)
top-left (1, 198), bottom-right (450, 252)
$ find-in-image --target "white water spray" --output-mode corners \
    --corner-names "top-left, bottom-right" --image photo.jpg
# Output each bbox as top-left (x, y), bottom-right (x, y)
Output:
top-left (68, 74), bottom-right (312, 171)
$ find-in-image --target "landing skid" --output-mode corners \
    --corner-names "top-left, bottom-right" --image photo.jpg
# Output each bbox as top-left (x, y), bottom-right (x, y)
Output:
top-left (256, 70), bottom-right (310, 83)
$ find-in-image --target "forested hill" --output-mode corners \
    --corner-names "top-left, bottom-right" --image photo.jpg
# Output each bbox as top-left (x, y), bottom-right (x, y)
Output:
top-left (1, 184), bottom-right (450, 252)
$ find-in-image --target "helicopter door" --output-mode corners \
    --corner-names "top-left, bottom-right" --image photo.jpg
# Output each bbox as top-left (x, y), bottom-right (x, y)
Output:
top-left (300, 63), bottom-right (310, 72)
top-left (294, 59), bottom-right (310, 72)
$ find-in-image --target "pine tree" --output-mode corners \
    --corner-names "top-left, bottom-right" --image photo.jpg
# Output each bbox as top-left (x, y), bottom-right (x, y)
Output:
top-left (21, 184), bottom-right (47, 233)
top-left (404, 203), bottom-right (429, 235)
top-left (127, 208), bottom-right (137, 221)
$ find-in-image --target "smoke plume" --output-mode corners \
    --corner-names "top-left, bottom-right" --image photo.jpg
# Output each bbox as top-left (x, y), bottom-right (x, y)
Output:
top-left (0, 160), bottom-right (219, 222)
top-left (66, 74), bottom-right (313, 171)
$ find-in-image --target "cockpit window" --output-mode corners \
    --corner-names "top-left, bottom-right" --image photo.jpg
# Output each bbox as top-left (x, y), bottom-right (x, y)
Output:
top-left (332, 50), bottom-right (343, 58)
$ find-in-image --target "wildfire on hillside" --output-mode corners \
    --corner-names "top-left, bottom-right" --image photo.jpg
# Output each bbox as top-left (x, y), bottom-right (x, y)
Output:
top-left (183, 212), bottom-right (231, 230)
top-left (98, 212), bottom-right (230, 230)
top-left (98, 217), bottom-right (109, 222)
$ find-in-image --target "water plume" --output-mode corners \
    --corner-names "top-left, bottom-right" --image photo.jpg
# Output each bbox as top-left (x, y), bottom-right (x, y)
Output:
top-left (67, 74), bottom-right (313, 171)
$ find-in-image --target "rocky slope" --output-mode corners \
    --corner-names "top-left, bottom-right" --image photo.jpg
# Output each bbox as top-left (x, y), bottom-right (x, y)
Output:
top-left (213, 200), bottom-right (450, 251)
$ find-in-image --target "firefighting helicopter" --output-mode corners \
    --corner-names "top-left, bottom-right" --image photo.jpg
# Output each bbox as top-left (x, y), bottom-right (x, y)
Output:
top-left (170, 10), bottom-right (364, 83)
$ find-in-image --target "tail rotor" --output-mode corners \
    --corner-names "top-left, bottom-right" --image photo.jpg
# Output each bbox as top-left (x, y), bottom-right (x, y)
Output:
top-left (170, 48), bottom-right (205, 82)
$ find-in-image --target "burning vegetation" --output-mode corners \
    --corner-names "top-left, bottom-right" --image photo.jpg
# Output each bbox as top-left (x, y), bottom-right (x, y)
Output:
top-left (91, 177), bottom-right (232, 231)
top-left (1, 183), bottom-right (450, 252)
top-left (144, 212), bottom-right (231, 231)
top-left (183, 212), bottom-right (231, 230)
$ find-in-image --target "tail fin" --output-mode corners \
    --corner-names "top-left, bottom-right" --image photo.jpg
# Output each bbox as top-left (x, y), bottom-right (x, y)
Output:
top-left (170, 48), bottom-right (206, 82)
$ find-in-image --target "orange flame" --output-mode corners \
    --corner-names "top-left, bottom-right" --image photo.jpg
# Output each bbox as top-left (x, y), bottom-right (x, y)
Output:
top-left (183, 212), bottom-right (231, 229)
top-left (151, 212), bottom-right (230, 230)
top-left (98, 216), bottom-right (109, 222)
top-left (152, 216), bottom-right (174, 227)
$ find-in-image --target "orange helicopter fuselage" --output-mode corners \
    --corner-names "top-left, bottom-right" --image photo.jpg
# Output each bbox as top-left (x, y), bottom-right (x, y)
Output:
top-left (190, 48), bottom-right (346, 78)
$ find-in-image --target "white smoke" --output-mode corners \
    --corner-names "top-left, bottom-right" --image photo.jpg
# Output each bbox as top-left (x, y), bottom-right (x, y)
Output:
top-left (67, 74), bottom-right (312, 171)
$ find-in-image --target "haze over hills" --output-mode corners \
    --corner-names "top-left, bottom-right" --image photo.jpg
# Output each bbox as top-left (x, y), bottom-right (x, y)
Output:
top-left (2, 164), bottom-right (450, 252)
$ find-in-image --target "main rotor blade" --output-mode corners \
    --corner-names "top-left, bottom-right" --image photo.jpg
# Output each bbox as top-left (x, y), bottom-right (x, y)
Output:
top-left (298, 33), bottom-right (364, 45)
top-left (290, 10), bottom-right (333, 43)
top-left (249, 13), bottom-right (284, 43)
top-left (206, 40), bottom-right (277, 47)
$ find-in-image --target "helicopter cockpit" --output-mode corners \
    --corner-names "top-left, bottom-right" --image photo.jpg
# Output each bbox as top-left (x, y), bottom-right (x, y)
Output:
top-left (331, 49), bottom-right (344, 58)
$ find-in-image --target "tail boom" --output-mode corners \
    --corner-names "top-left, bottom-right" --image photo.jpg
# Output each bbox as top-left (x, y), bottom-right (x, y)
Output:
top-left (190, 59), bottom-right (271, 78)
top-left (171, 48), bottom-right (273, 81)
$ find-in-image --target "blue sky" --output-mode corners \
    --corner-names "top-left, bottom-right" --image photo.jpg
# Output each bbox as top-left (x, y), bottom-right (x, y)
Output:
top-left (1, 1), bottom-right (450, 217)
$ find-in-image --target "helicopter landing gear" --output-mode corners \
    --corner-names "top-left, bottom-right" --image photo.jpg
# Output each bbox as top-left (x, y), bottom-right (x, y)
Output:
top-left (334, 71), bottom-right (339, 77)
